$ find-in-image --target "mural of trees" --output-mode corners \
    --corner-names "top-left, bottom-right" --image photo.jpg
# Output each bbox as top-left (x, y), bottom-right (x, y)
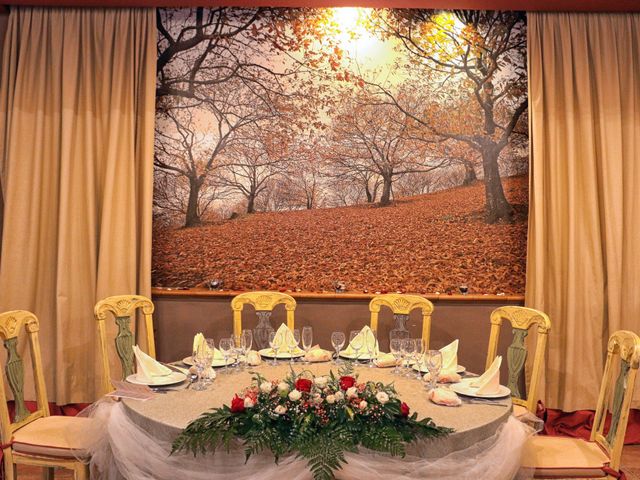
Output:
top-left (153, 8), bottom-right (529, 295)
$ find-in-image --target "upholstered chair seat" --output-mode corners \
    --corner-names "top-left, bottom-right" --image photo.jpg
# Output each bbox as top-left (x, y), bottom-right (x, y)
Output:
top-left (523, 436), bottom-right (611, 478)
top-left (12, 415), bottom-right (92, 458)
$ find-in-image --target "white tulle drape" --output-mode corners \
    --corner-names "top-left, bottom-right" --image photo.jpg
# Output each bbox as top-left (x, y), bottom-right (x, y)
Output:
top-left (76, 400), bottom-right (535, 480)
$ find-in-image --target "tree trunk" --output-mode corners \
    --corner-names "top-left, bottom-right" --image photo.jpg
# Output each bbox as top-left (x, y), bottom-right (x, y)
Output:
top-left (184, 177), bottom-right (202, 227)
top-left (364, 182), bottom-right (374, 203)
top-left (462, 162), bottom-right (477, 186)
top-left (379, 176), bottom-right (393, 206)
top-left (247, 192), bottom-right (256, 214)
top-left (481, 145), bottom-right (512, 223)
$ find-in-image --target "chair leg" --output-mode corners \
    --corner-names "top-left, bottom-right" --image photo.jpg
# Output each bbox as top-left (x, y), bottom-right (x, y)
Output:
top-left (42, 466), bottom-right (55, 480)
top-left (4, 461), bottom-right (15, 480)
top-left (74, 462), bottom-right (89, 480)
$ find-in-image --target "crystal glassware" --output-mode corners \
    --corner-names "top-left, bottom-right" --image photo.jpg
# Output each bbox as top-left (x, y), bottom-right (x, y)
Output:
top-left (192, 342), bottom-right (213, 390)
top-left (241, 329), bottom-right (253, 370)
top-left (389, 314), bottom-right (411, 342)
top-left (268, 330), bottom-right (280, 366)
top-left (349, 330), bottom-right (364, 365)
top-left (389, 339), bottom-right (402, 375)
top-left (331, 331), bottom-right (345, 364)
top-left (414, 338), bottom-right (426, 380)
top-left (367, 328), bottom-right (378, 368)
top-left (290, 329), bottom-right (300, 364)
top-left (218, 338), bottom-right (234, 374)
top-left (253, 311), bottom-right (273, 350)
top-left (302, 326), bottom-right (313, 365)
top-left (425, 350), bottom-right (443, 391)
top-left (401, 338), bottom-right (415, 377)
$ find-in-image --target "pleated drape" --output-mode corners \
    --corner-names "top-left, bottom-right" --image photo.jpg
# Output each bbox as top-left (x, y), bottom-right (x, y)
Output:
top-left (527, 13), bottom-right (640, 411)
top-left (0, 7), bottom-right (155, 403)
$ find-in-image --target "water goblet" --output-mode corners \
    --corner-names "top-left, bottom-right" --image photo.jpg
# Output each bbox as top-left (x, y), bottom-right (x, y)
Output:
top-left (302, 326), bottom-right (313, 365)
top-left (331, 331), bottom-right (345, 364)
top-left (268, 330), bottom-right (280, 366)
top-left (414, 338), bottom-right (427, 380)
top-left (401, 338), bottom-right (415, 377)
top-left (425, 350), bottom-right (443, 391)
top-left (349, 330), bottom-right (364, 366)
top-left (366, 328), bottom-right (378, 368)
top-left (192, 343), bottom-right (213, 390)
top-left (389, 339), bottom-right (402, 375)
top-left (241, 329), bottom-right (253, 370)
top-left (218, 338), bottom-right (234, 374)
top-left (289, 329), bottom-right (300, 365)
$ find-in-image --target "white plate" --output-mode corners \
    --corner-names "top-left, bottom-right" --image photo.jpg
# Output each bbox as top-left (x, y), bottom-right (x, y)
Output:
top-left (412, 364), bottom-right (466, 374)
top-left (126, 371), bottom-right (187, 387)
top-left (258, 348), bottom-right (305, 359)
top-left (182, 356), bottom-right (235, 368)
top-left (449, 378), bottom-right (511, 399)
top-left (339, 352), bottom-right (382, 361)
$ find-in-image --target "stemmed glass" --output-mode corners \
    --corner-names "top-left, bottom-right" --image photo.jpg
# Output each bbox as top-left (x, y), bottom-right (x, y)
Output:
top-left (268, 330), bottom-right (280, 366)
top-left (425, 350), bottom-right (443, 391)
top-left (401, 338), bottom-right (415, 377)
top-left (390, 339), bottom-right (402, 375)
top-left (289, 329), bottom-right (300, 365)
top-left (219, 338), bottom-right (234, 374)
top-left (192, 341), bottom-right (213, 390)
top-left (331, 331), bottom-right (345, 364)
top-left (414, 338), bottom-right (427, 380)
top-left (349, 330), bottom-right (364, 365)
top-left (241, 329), bottom-right (253, 370)
top-left (366, 329), bottom-right (378, 368)
top-left (302, 326), bottom-right (313, 365)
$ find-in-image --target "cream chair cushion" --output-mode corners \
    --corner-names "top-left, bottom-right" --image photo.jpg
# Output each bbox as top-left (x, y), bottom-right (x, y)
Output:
top-left (12, 416), bottom-right (91, 458)
top-left (523, 436), bottom-right (610, 478)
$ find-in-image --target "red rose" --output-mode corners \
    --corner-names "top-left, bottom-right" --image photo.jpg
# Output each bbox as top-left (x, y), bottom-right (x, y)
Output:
top-left (339, 376), bottom-right (356, 390)
top-left (400, 402), bottom-right (410, 417)
top-left (295, 378), bottom-right (313, 393)
top-left (230, 395), bottom-right (245, 413)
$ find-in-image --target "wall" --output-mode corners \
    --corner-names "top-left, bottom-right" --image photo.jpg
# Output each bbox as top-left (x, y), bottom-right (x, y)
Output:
top-left (153, 294), bottom-right (524, 382)
top-left (0, 10), bottom-right (8, 248)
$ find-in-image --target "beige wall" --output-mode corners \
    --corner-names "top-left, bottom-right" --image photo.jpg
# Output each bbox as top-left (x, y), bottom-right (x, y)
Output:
top-left (152, 296), bottom-right (523, 381)
top-left (0, 10), bottom-right (8, 248)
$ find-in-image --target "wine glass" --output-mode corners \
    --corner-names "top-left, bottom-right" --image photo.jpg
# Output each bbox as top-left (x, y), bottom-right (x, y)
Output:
top-left (414, 338), bottom-right (427, 380)
top-left (349, 330), bottom-right (364, 365)
top-left (302, 326), bottom-right (313, 365)
top-left (425, 350), bottom-right (443, 391)
top-left (268, 330), bottom-right (280, 366)
top-left (331, 331), bottom-right (345, 364)
top-left (366, 328), bottom-right (378, 368)
top-left (289, 329), bottom-right (300, 364)
top-left (401, 338), bottom-right (415, 377)
top-left (389, 338), bottom-right (402, 375)
top-left (241, 329), bottom-right (253, 370)
top-left (219, 338), bottom-right (234, 374)
top-left (192, 342), bottom-right (213, 390)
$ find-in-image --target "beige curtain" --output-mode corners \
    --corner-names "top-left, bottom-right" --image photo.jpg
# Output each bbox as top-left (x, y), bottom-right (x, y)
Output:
top-left (526, 13), bottom-right (640, 411)
top-left (0, 7), bottom-right (155, 403)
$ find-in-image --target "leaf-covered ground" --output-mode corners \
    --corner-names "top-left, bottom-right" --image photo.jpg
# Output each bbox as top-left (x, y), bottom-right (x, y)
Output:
top-left (152, 176), bottom-right (528, 295)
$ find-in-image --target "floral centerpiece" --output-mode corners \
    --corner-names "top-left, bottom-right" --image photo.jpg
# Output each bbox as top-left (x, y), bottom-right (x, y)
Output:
top-left (172, 365), bottom-right (452, 479)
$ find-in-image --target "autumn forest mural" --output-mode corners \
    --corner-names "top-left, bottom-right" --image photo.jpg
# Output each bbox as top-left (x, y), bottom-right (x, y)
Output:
top-left (152, 8), bottom-right (529, 295)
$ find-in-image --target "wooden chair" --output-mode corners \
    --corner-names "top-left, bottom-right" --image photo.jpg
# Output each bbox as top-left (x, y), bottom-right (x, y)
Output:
top-left (0, 310), bottom-right (90, 479)
top-left (230, 291), bottom-right (296, 338)
top-left (486, 306), bottom-right (551, 414)
top-left (369, 294), bottom-right (434, 347)
top-left (524, 330), bottom-right (640, 479)
top-left (94, 294), bottom-right (156, 395)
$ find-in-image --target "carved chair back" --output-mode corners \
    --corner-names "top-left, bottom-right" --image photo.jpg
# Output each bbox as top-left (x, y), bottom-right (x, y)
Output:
top-left (368, 294), bottom-right (434, 347)
top-left (486, 306), bottom-right (551, 412)
top-left (94, 295), bottom-right (156, 394)
top-left (591, 330), bottom-right (640, 473)
top-left (0, 310), bottom-right (49, 465)
top-left (231, 292), bottom-right (296, 339)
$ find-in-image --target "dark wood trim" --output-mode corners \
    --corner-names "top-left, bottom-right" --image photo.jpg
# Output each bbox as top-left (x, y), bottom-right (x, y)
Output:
top-left (152, 287), bottom-right (525, 302)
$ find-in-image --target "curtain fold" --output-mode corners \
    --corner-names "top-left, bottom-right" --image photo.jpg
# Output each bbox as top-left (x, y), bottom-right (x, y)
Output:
top-left (526, 12), bottom-right (640, 411)
top-left (0, 7), bottom-right (155, 403)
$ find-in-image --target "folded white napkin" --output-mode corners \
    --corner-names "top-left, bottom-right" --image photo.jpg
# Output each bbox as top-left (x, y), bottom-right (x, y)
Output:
top-left (270, 324), bottom-right (303, 354)
top-left (246, 350), bottom-right (262, 366)
top-left (471, 355), bottom-right (502, 395)
top-left (192, 333), bottom-right (223, 360)
top-left (133, 345), bottom-right (171, 382)
top-left (429, 388), bottom-right (462, 407)
top-left (304, 345), bottom-right (332, 362)
top-left (375, 353), bottom-right (398, 368)
top-left (343, 326), bottom-right (379, 357)
top-left (423, 371), bottom-right (462, 384)
top-left (440, 339), bottom-right (459, 374)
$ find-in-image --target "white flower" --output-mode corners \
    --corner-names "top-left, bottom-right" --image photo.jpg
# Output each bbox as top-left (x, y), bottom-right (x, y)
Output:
top-left (346, 386), bottom-right (358, 399)
top-left (274, 405), bottom-right (287, 415)
top-left (376, 392), bottom-right (389, 405)
top-left (314, 376), bottom-right (328, 388)
top-left (326, 394), bottom-right (336, 404)
top-left (313, 393), bottom-right (323, 404)
top-left (358, 400), bottom-right (367, 410)
top-left (260, 382), bottom-right (273, 394)
top-left (244, 397), bottom-right (255, 408)
top-left (278, 382), bottom-right (290, 395)
top-left (334, 391), bottom-right (344, 401)
top-left (288, 389), bottom-right (302, 401)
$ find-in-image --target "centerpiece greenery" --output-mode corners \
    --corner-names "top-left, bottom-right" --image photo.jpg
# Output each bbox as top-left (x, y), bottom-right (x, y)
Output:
top-left (172, 365), bottom-right (453, 479)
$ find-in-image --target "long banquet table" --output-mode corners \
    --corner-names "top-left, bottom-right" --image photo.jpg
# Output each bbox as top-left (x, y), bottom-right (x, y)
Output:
top-left (86, 362), bottom-right (534, 480)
